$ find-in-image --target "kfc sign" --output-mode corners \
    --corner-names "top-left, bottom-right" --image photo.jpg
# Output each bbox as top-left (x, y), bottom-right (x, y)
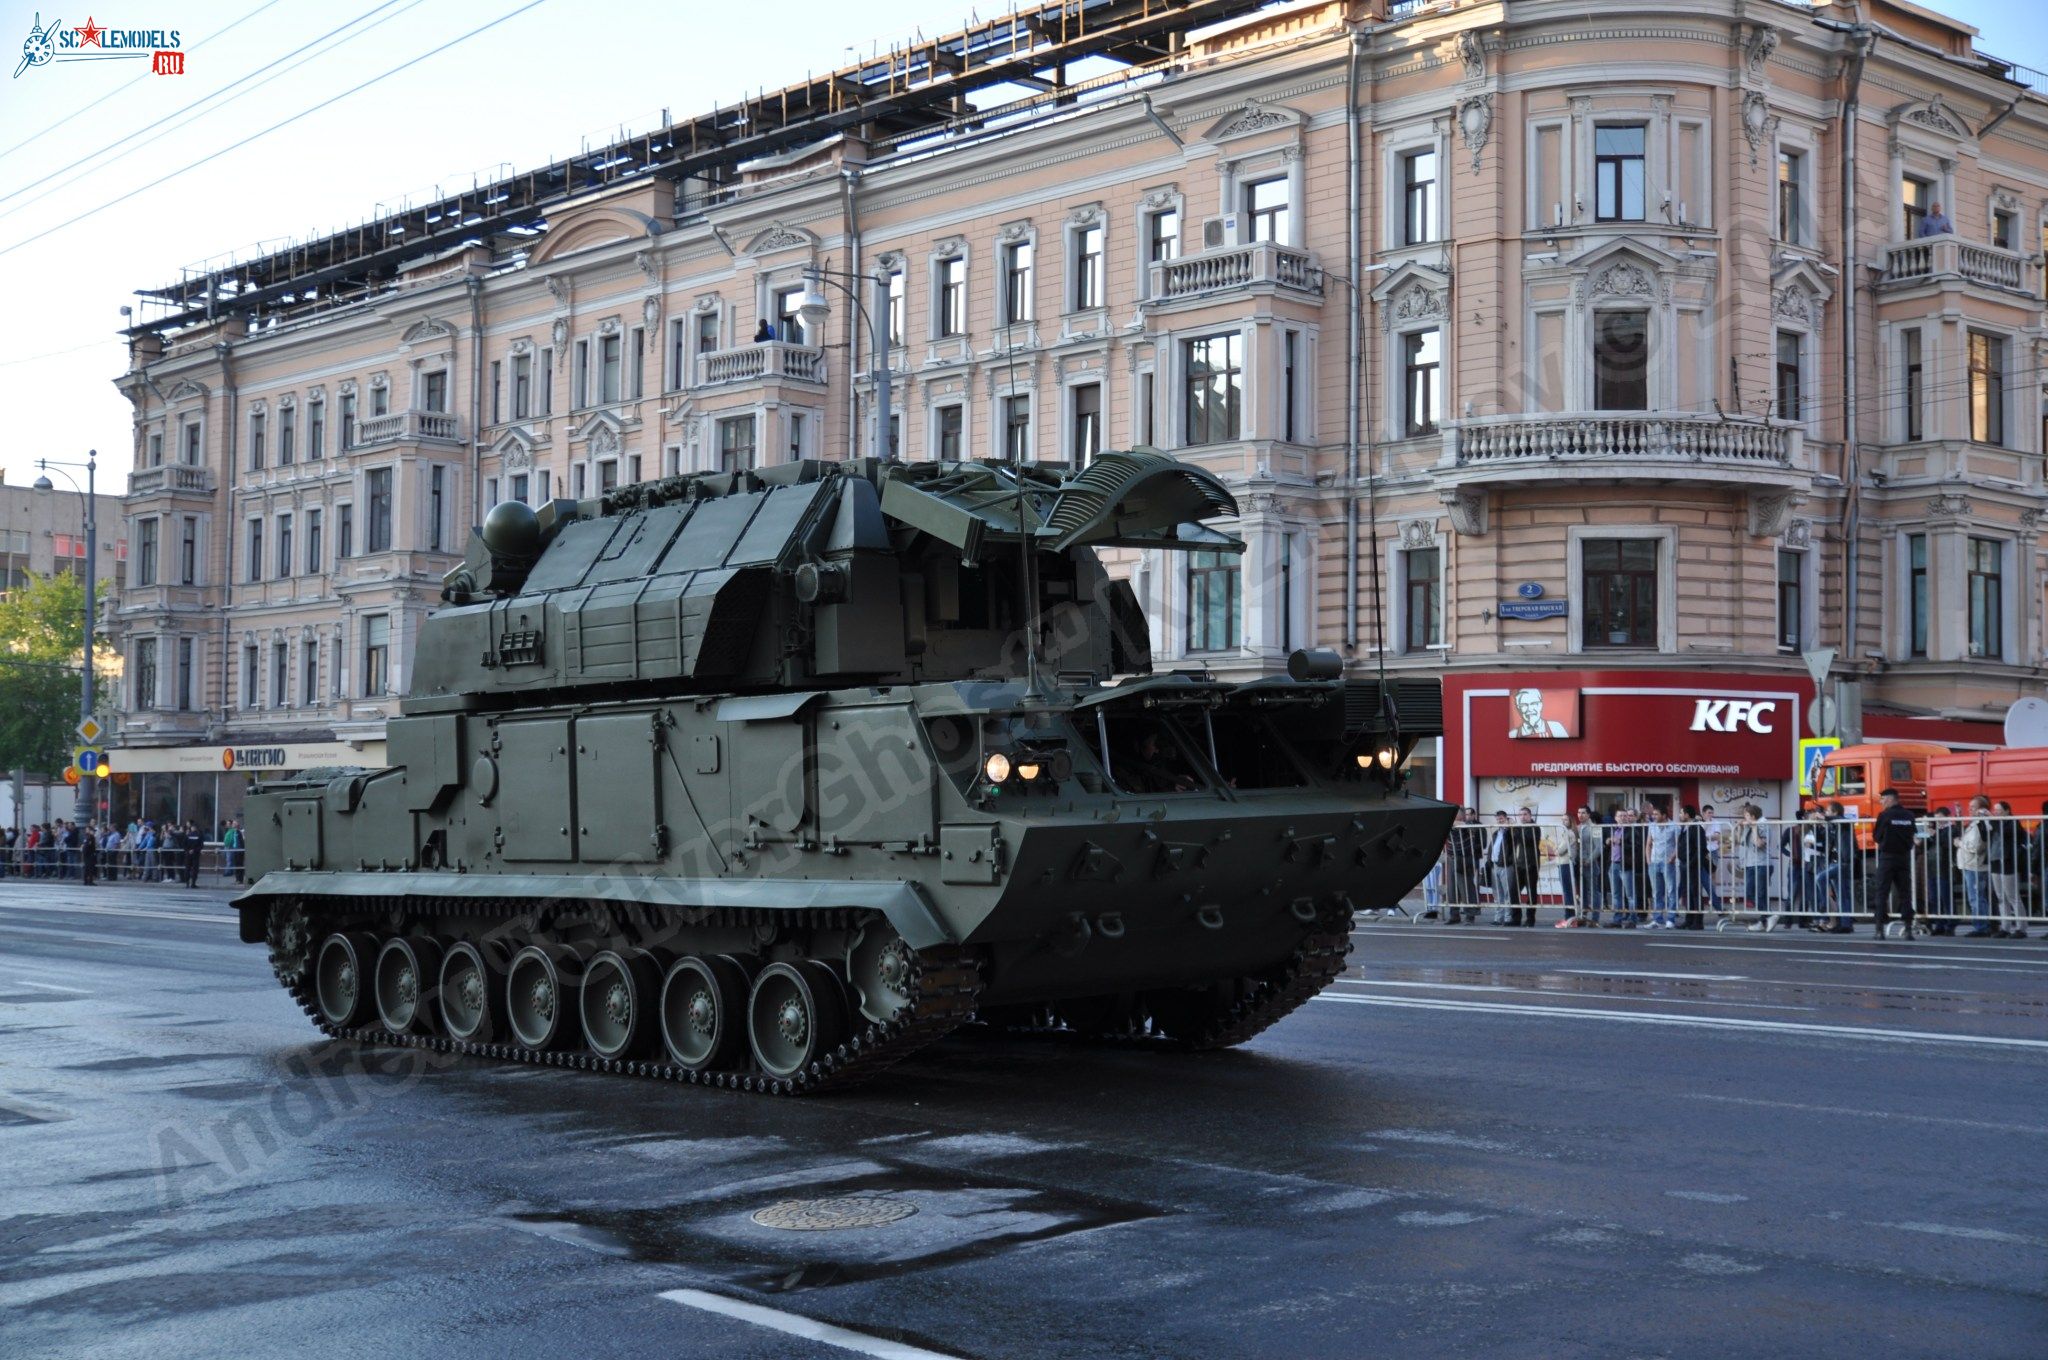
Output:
top-left (1689, 699), bottom-right (1778, 734)
top-left (1506, 688), bottom-right (1580, 739)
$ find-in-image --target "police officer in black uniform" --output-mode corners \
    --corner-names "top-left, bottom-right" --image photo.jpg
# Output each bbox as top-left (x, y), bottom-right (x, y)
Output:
top-left (1870, 788), bottom-right (1919, 942)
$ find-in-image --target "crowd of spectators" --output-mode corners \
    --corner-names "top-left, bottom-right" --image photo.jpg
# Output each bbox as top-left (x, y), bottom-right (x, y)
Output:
top-left (0, 819), bottom-right (244, 887)
top-left (1423, 796), bottom-right (2043, 939)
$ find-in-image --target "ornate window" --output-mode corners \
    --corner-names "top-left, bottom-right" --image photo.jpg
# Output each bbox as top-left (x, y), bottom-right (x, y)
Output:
top-left (1581, 538), bottom-right (1658, 648)
top-left (1968, 332), bottom-right (2006, 445)
top-left (1403, 546), bottom-right (1441, 651)
top-left (1182, 334), bottom-right (1242, 445)
top-left (1593, 311), bottom-right (1649, 411)
top-left (1594, 125), bottom-right (1646, 221)
top-left (1967, 537), bottom-right (2004, 660)
top-left (1186, 551), bottom-right (1241, 653)
top-left (1402, 330), bottom-right (1441, 437)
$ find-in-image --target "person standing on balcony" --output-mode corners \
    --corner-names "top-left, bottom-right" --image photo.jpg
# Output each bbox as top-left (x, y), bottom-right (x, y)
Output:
top-left (754, 319), bottom-right (776, 343)
top-left (1917, 202), bottom-right (1954, 237)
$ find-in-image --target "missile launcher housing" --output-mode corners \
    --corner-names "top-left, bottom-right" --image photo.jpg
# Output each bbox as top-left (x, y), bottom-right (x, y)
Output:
top-left (239, 452), bottom-right (1451, 1093)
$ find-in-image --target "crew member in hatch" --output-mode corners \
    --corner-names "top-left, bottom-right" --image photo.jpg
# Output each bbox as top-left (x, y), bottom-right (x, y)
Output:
top-left (1509, 688), bottom-right (1569, 739)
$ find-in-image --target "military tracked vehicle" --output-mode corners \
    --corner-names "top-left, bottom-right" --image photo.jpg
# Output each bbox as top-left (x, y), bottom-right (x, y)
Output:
top-left (238, 452), bottom-right (1451, 1094)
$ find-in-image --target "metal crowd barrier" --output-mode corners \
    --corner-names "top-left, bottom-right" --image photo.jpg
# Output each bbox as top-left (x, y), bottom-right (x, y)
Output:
top-left (1409, 814), bottom-right (2048, 935)
top-left (0, 843), bottom-right (246, 885)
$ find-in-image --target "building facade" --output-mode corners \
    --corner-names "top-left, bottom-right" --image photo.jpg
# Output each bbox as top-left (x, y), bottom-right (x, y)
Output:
top-left (112, 0), bottom-right (2048, 819)
top-left (0, 473), bottom-right (125, 597)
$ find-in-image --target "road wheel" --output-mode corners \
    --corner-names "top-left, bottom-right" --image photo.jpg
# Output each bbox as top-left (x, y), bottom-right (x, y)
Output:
top-left (374, 936), bottom-right (442, 1034)
top-left (439, 941), bottom-right (498, 1042)
top-left (845, 922), bottom-right (916, 1024)
top-left (660, 954), bottom-right (751, 1072)
top-left (506, 943), bottom-right (580, 1051)
top-left (580, 949), bottom-right (658, 1061)
top-left (748, 961), bottom-right (850, 1080)
top-left (313, 932), bottom-right (376, 1028)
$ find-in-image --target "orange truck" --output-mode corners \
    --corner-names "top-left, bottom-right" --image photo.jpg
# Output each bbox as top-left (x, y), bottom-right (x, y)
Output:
top-left (1807, 742), bottom-right (1946, 849)
top-left (1926, 748), bottom-right (2048, 822)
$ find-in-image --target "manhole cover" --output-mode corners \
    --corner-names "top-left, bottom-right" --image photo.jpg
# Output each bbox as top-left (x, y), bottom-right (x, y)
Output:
top-left (751, 1197), bottom-right (918, 1232)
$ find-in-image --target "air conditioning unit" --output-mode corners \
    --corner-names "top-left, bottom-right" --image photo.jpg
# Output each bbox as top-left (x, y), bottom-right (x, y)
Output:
top-left (1201, 213), bottom-right (1241, 249)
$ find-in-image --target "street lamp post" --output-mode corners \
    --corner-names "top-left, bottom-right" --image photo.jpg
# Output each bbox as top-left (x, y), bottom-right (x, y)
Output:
top-left (33, 451), bottom-right (97, 825)
top-left (801, 266), bottom-right (894, 459)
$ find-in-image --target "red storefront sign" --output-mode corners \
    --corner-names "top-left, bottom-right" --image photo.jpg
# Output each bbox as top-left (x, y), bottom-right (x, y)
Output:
top-left (1445, 672), bottom-right (1807, 791)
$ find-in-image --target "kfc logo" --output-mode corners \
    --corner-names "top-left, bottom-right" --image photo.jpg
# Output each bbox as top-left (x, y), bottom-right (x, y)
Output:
top-left (1507, 687), bottom-right (1579, 740)
top-left (1689, 699), bottom-right (1777, 734)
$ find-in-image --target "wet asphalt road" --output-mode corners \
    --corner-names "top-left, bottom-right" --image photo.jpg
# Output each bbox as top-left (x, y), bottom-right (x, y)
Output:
top-left (1, 881), bottom-right (2044, 1360)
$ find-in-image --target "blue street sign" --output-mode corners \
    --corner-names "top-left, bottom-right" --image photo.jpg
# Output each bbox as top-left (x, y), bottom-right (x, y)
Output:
top-left (1497, 600), bottom-right (1567, 620)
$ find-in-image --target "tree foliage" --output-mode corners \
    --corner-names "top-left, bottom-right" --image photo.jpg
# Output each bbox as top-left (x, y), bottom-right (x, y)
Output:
top-left (0, 573), bottom-right (114, 777)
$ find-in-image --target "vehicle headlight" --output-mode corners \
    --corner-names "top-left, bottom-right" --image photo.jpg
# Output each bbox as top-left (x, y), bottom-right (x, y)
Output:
top-left (1016, 760), bottom-right (1042, 782)
top-left (983, 752), bottom-right (1013, 784)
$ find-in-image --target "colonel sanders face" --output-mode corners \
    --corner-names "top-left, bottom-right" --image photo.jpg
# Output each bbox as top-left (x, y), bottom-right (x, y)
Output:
top-left (1510, 688), bottom-right (1565, 738)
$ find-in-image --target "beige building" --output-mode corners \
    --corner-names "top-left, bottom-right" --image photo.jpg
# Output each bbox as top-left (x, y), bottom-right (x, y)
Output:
top-left (0, 472), bottom-right (125, 596)
top-left (113, 0), bottom-right (2048, 818)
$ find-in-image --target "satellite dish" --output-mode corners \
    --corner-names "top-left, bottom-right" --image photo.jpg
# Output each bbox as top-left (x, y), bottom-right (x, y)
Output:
top-left (2003, 696), bottom-right (2048, 749)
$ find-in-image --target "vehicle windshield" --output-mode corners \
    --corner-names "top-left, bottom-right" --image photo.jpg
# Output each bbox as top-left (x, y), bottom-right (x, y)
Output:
top-left (1817, 764), bottom-right (1865, 796)
top-left (1099, 711), bottom-right (1208, 795)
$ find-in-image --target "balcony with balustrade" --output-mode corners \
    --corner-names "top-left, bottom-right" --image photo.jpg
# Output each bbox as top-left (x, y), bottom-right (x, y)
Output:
top-left (1431, 411), bottom-right (1811, 495)
top-left (127, 463), bottom-right (214, 500)
top-left (695, 340), bottom-right (828, 389)
top-left (1877, 236), bottom-right (2038, 301)
top-left (352, 409), bottom-right (465, 449)
top-left (1144, 240), bottom-right (1324, 310)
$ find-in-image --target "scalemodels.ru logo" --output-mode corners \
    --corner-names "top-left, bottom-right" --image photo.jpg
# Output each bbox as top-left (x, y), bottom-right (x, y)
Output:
top-left (15, 13), bottom-right (185, 78)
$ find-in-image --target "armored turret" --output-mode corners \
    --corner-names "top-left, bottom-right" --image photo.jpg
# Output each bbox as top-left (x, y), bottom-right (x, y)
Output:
top-left (413, 452), bottom-right (1239, 710)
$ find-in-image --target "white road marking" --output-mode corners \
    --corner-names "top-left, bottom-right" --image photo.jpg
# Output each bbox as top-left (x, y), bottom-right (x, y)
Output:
top-left (1352, 930), bottom-right (1525, 943)
top-left (0, 902), bottom-right (236, 927)
top-left (658, 1289), bottom-right (965, 1360)
top-left (1311, 992), bottom-right (2048, 1051)
top-left (8, 979), bottom-right (87, 994)
top-left (1641, 942), bottom-right (2048, 972)
top-left (1560, 969), bottom-right (1750, 982)
top-left (0, 925), bottom-right (153, 948)
top-left (1680, 1092), bottom-right (2048, 1137)
top-left (1875, 1221), bottom-right (2046, 1247)
top-left (1334, 977), bottom-right (1813, 1013)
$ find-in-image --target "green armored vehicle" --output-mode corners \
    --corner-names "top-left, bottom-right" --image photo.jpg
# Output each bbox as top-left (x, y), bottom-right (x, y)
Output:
top-left (238, 452), bottom-right (1451, 1094)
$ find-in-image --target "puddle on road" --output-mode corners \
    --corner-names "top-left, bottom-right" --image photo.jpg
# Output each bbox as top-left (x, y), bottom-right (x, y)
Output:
top-left (508, 1165), bottom-right (1157, 1293)
top-left (60, 1054), bottom-right (228, 1074)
